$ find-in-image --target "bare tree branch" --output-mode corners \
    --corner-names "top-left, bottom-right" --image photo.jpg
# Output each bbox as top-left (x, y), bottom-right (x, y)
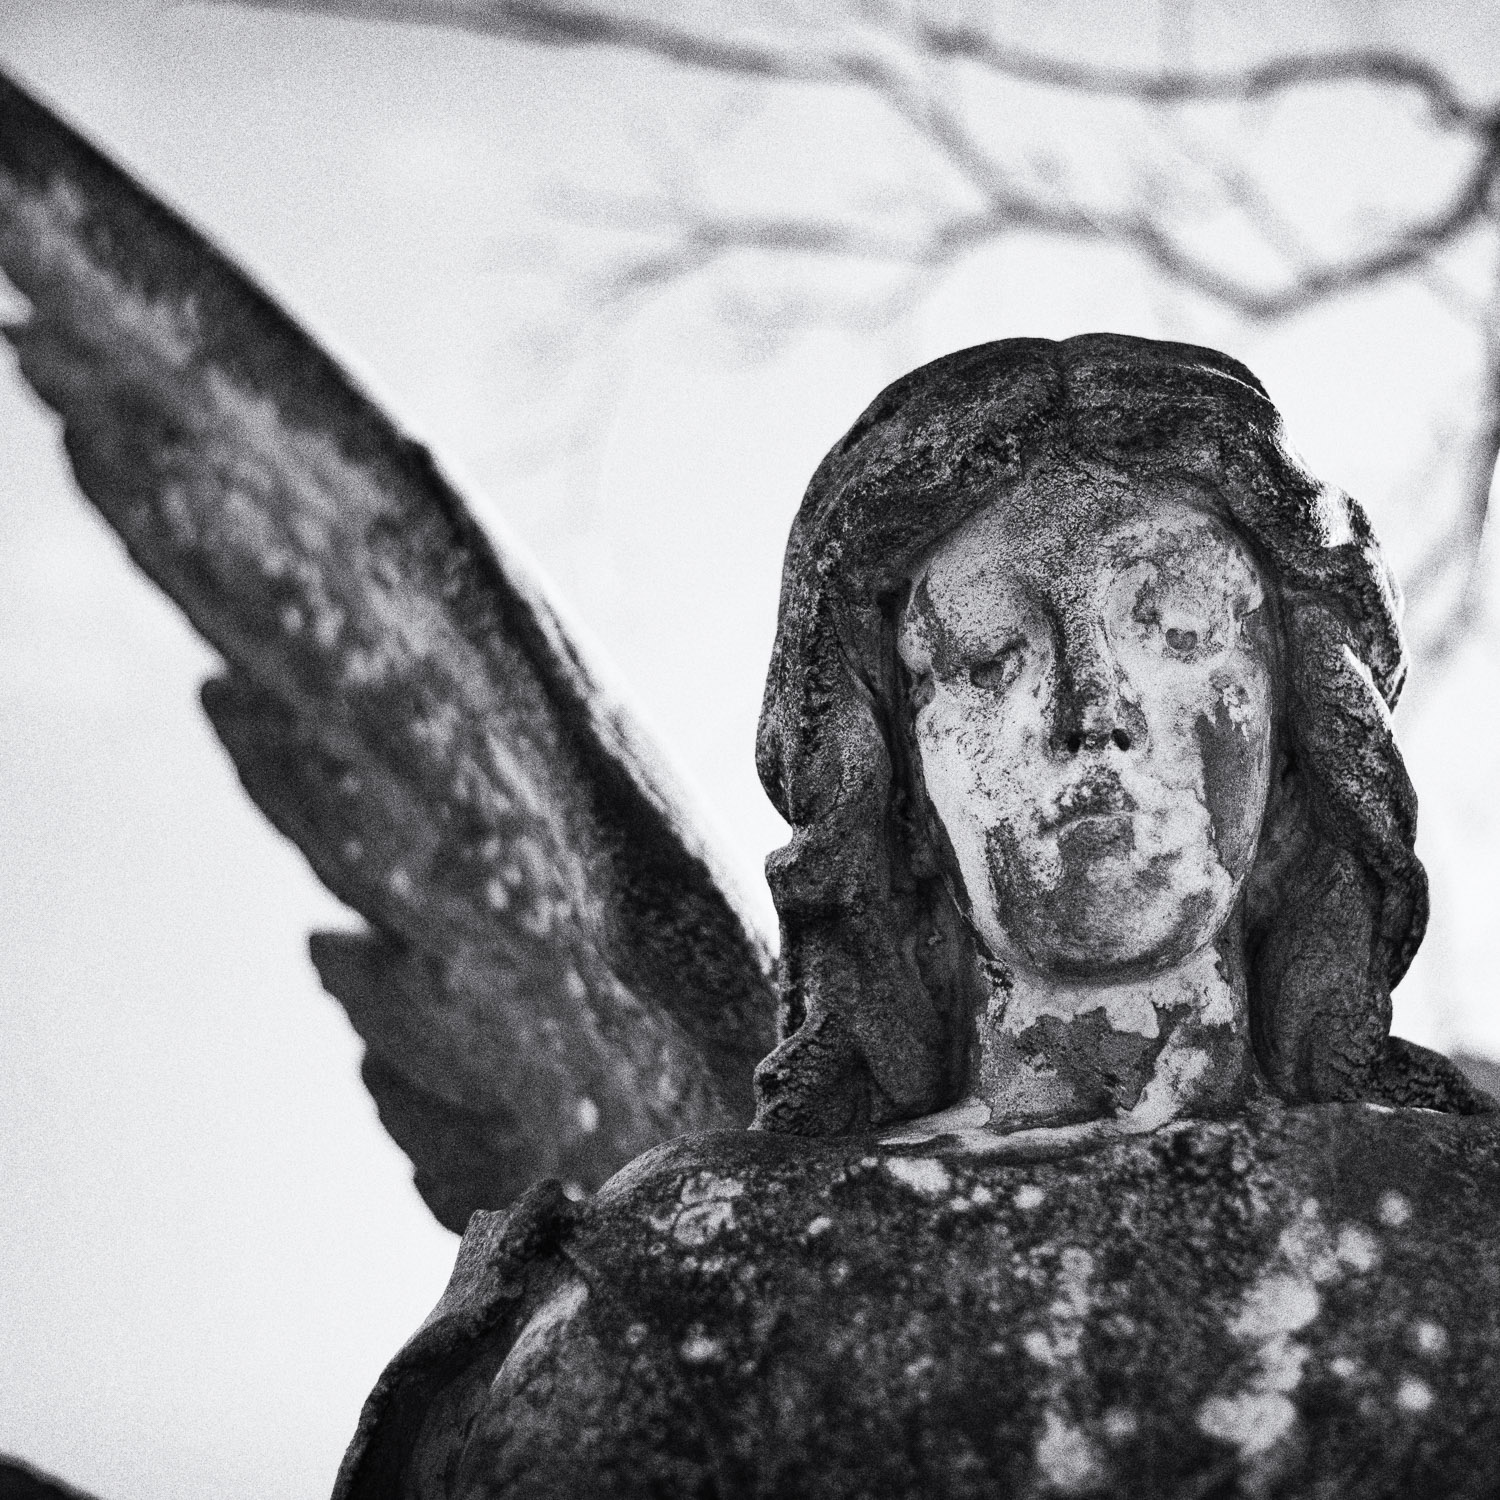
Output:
top-left (1403, 306), bottom-right (1500, 678)
top-left (215, 0), bottom-right (1500, 682)
top-left (914, 26), bottom-right (1494, 133)
top-left (218, 1), bottom-right (1500, 324)
top-left (218, 2), bottom-right (1497, 134)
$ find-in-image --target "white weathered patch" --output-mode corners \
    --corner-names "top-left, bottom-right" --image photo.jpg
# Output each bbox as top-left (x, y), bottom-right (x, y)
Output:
top-left (1190, 959), bottom-right (1238, 1027)
top-left (1101, 1407), bottom-right (1139, 1441)
top-left (884, 1156), bottom-right (953, 1197)
top-left (1001, 978), bottom-right (1161, 1039)
top-left (1053, 1249), bottom-right (1093, 1316)
top-left (575, 1096), bottom-right (599, 1134)
top-left (1118, 1035), bottom-right (1211, 1133)
top-left (1277, 1199), bottom-right (1378, 1284)
top-left (1277, 1200), bottom-right (1340, 1285)
top-left (1014, 1183), bottom-right (1047, 1211)
top-left (1217, 676), bottom-right (1255, 728)
top-left (804, 1214), bottom-right (833, 1238)
top-left (879, 1096), bottom-right (992, 1144)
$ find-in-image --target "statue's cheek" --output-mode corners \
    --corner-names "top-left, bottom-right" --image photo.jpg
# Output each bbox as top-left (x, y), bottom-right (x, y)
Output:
top-left (1192, 671), bottom-right (1273, 880)
top-left (924, 688), bottom-right (1045, 808)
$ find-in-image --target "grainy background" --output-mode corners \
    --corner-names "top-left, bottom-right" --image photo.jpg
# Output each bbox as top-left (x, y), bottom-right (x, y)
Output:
top-left (2, 2), bottom-right (1498, 1496)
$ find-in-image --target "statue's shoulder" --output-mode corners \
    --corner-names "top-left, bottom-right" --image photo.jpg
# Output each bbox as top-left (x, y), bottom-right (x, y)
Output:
top-left (578, 1103), bottom-right (1500, 1277)
top-left (550, 1105), bottom-right (1500, 1499)
top-left (337, 1105), bottom-right (1500, 1500)
top-left (331, 1175), bottom-right (582, 1500)
top-left (326, 1131), bottom-right (840, 1498)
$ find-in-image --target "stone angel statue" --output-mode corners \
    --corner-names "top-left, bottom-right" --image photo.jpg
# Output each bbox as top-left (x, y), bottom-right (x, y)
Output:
top-left (4, 70), bottom-right (1500, 1500)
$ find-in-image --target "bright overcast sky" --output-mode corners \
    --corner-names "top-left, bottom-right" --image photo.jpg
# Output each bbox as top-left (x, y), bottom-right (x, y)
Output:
top-left (2, 2), bottom-right (1499, 1496)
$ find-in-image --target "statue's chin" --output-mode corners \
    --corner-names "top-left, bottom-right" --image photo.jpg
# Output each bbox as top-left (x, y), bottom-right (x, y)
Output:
top-left (989, 831), bottom-right (1227, 978)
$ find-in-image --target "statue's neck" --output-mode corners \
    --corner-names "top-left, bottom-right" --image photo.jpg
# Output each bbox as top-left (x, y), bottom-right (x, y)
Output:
top-left (968, 940), bottom-right (1256, 1132)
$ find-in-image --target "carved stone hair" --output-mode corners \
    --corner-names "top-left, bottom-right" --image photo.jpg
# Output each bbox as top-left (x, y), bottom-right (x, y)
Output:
top-left (753, 333), bottom-right (1492, 1135)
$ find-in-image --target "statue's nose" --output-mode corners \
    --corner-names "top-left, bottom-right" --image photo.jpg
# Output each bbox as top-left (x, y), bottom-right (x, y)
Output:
top-left (1051, 629), bottom-right (1144, 756)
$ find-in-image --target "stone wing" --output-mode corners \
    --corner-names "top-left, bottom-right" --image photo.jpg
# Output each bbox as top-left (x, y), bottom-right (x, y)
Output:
top-left (0, 72), bottom-right (776, 1232)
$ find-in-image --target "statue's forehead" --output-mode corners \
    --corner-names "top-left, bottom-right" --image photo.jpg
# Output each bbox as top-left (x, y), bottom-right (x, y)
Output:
top-left (923, 466), bottom-right (1237, 583)
top-left (900, 468), bottom-right (1261, 657)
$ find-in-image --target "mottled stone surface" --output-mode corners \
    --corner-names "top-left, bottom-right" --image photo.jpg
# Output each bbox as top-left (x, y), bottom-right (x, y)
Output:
top-left (340, 1104), bottom-right (1500, 1499)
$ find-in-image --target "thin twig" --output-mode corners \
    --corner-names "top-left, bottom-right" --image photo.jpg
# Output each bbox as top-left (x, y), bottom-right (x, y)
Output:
top-left (216, 2), bottom-right (1498, 135)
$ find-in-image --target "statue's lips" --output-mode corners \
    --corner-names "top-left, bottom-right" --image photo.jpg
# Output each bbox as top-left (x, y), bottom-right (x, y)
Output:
top-left (1055, 812), bottom-right (1136, 857)
top-left (1040, 780), bottom-right (1136, 833)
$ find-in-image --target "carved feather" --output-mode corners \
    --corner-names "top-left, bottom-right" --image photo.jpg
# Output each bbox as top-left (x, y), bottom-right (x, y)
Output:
top-left (0, 71), bottom-right (776, 1231)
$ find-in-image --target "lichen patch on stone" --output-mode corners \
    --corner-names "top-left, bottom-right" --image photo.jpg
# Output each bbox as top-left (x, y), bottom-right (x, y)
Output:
top-left (1231, 1274), bottom-right (1320, 1343)
top-left (1034, 1410), bottom-right (1102, 1495)
top-left (1412, 1320), bottom-right (1448, 1357)
top-left (650, 1172), bottom-right (746, 1248)
top-left (1019, 1247), bottom-right (1103, 1490)
top-left (1197, 1198), bottom-right (1354, 1464)
top-left (1198, 1389), bottom-right (1297, 1458)
top-left (1395, 1376), bottom-right (1434, 1414)
top-left (679, 1326), bottom-right (723, 1365)
top-left (1378, 1190), bottom-right (1413, 1228)
top-left (1334, 1224), bottom-right (1379, 1274)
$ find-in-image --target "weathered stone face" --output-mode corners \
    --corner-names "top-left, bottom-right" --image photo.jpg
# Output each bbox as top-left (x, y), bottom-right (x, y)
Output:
top-left (753, 333), bottom-right (1488, 1131)
top-left (898, 462), bottom-right (1275, 978)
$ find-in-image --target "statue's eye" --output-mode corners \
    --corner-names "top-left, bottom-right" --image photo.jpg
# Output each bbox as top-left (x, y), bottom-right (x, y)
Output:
top-left (1157, 607), bottom-right (1216, 658)
top-left (1130, 586), bottom-right (1215, 660)
top-left (970, 642), bottom-right (1025, 693)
